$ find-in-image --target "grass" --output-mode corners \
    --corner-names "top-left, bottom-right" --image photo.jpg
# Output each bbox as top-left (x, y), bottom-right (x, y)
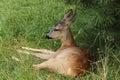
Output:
top-left (0, 0), bottom-right (120, 80)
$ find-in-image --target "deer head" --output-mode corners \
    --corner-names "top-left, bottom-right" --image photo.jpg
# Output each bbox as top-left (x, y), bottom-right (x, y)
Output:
top-left (46, 9), bottom-right (76, 41)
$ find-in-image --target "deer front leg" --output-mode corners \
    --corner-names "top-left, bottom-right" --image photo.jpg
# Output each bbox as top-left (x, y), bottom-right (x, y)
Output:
top-left (32, 53), bottom-right (53, 59)
top-left (17, 49), bottom-right (54, 59)
top-left (21, 47), bottom-right (55, 54)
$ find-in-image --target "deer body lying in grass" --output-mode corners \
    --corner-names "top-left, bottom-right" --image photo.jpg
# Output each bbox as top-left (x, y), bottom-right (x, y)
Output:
top-left (19, 9), bottom-right (91, 77)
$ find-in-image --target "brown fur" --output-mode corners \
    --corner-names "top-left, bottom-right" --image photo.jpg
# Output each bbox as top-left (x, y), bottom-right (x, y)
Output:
top-left (18, 9), bottom-right (91, 77)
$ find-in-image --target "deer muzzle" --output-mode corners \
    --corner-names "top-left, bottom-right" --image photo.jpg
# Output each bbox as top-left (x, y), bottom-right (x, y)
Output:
top-left (46, 35), bottom-right (53, 39)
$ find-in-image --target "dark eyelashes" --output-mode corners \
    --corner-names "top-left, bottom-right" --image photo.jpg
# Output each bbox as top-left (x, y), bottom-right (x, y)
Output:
top-left (54, 29), bottom-right (59, 31)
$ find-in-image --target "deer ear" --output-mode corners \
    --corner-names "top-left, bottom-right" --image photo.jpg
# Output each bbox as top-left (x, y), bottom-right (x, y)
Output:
top-left (63, 9), bottom-right (76, 25)
top-left (64, 9), bottom-right (73, 19)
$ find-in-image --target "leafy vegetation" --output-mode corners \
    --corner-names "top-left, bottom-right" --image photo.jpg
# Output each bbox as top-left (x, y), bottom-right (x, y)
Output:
top-left (0, 0), bottom-right (120, 80)
top-left (66, 0), bottom-right (120, 52)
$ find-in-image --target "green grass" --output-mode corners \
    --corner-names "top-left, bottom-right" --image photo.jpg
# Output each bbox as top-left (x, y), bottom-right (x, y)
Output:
top-left (0, 0), bottom-right (120, 80)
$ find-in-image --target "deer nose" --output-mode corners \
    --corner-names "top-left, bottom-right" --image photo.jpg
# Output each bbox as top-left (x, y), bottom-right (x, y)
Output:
top-left (46, 35), bottom-right (52, 39)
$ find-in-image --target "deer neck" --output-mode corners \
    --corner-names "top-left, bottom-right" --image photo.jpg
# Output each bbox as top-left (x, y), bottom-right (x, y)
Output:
top-left (60, 28), bottom-right (77, 49)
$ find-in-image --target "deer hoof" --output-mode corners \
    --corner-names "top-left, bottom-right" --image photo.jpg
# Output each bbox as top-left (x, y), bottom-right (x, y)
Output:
top-left (33, 64), bottom-right (40, 70)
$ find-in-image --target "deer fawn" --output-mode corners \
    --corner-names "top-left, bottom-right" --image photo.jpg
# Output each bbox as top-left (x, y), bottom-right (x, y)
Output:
top-left (18, 9), bottom-right (91, 77)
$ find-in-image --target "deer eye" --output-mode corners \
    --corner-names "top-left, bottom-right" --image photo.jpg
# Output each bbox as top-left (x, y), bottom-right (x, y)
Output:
top-left (54, 29), bottom-right (59, 31)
